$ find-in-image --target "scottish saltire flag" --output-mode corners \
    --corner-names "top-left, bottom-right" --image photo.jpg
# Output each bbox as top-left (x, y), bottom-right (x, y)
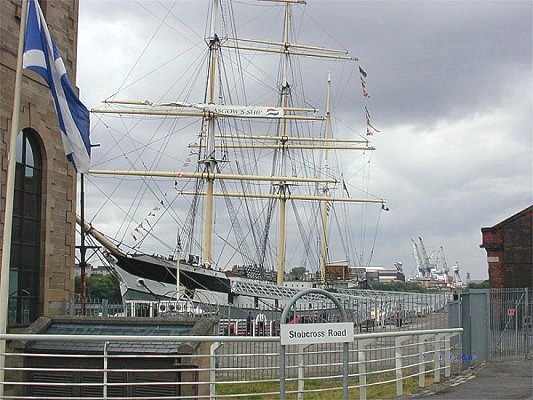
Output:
top-left (22, 0), bottom-right (90, 173)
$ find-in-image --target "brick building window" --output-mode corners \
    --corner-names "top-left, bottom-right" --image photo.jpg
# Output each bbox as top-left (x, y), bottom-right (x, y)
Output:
top-left (8, 128), bottom-right (43, 326)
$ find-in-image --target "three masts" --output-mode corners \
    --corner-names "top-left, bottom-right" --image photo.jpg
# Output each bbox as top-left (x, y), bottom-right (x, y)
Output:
top-left (89, 0), bottom-right (384, 290)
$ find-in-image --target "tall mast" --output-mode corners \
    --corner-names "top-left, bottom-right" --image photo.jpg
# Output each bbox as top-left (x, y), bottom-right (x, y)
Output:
top-left (276, 2), bottom-right (291, 285)
top-left (203, 0), bottom-right (219, 267)
top-left (320, 74), bottom-right (332, 286)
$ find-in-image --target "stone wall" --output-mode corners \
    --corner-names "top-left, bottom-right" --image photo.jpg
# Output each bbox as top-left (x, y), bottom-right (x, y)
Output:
top-left (0, 0), bottom-right (79, 321)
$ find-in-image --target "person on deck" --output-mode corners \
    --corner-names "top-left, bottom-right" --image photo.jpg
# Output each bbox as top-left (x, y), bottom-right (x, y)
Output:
top-left (246, 311), bottom-right (254, 336)
top-left (256, 310), bottom-right (267, 336)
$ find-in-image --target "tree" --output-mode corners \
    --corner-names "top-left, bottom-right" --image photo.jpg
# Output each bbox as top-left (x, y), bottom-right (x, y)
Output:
top-left (467, 280), bottom-right (490, 289)
top-left (288, 266), bottom-right (308, 281)
top-left (75, 274), bottom-right (121, 302)
top-left (370, 281), bottom-right (430, 293)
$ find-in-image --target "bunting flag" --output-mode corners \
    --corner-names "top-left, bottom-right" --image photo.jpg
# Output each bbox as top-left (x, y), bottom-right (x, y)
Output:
top-left (360, 77), bottom-right (371, 98)
top-left (130, 150), bottom-right (195, 244)
top-left (357, 64), bottom-right (383, 136)
top-left (365, 106), bottom-right (381, 135)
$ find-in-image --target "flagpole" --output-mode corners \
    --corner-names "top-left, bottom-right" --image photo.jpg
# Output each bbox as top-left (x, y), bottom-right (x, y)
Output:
top-left (0, 0), bottom-right (29, 394)
top-left (80, 173), bottom-right (87, 314)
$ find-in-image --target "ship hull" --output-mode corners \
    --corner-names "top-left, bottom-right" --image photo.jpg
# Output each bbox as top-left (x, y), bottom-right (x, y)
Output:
top-left (107, 253), bottom-right (231, 299)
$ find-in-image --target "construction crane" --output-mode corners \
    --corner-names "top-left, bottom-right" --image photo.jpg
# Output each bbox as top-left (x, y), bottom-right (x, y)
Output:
top-left (434, 246), bottom-right (449, 285)
top-left (452, 262), bottom-right (463, 287)
top-left (411, 239), bottom-right (424, 277)
top-left (418, 237), bottom-right (432, 277)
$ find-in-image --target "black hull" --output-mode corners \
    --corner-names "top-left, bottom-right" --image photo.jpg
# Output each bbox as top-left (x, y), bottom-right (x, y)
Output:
top-left (112, 253), bottom-right (231, 294)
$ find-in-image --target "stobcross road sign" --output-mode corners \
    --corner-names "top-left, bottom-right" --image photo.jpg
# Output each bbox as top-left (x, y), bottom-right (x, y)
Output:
top-left (280, 322), bottom-right (354, 345)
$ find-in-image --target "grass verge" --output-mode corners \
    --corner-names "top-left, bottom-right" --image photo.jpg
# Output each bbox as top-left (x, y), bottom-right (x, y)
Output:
top-left (216, 372), bottom-right (436, 399)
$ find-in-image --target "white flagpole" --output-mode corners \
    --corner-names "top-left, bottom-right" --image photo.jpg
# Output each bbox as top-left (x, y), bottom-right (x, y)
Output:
top-left (0, 0), bottom-right (28, 394)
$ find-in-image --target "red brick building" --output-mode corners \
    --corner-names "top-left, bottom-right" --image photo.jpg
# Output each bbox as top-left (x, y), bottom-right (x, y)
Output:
top-left (480, 206), bottom-right (532, 288)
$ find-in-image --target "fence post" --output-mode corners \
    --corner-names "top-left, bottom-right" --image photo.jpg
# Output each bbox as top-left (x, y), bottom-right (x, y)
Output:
top-left (357, 338), bottom-right (374, 400)
top-left (103, 341), bottom-right (109, 400)
top-left (297, 345), bottom-right (305, 400)
top-left (444, 335), bottom-right (452, 378)
top-left (418, 335), bottom-right (428, 388)
top-left (433, 334), bottom-right (442, 383)
top-left (395, 336), bottom-right (408, 396)
top-left (210, 342), bottom-right (220, 400)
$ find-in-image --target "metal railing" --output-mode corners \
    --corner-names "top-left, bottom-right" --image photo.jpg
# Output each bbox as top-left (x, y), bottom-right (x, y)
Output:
top-left (58, 289), bottom-right (452, 332)
top-left (0, 327), bottom-right (462, 399)
top-left (489, 288), bottom-right (532, 359)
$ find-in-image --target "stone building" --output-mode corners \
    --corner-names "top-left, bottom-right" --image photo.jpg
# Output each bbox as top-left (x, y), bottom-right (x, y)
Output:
top-left (480, 205), bottom-right (533, 288)
top-left (0, 0), bottom-right (80, 326)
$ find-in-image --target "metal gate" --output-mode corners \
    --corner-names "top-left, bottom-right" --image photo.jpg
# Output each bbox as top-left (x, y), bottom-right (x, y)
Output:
top-left (490, 288), bottom-right (532, 359)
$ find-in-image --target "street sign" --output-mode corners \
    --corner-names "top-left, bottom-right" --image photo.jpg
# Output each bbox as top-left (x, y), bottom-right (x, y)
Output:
top-left (508, 308), bottom-right (515, 316)
top-left (280, 322), bottom-right (354, 345)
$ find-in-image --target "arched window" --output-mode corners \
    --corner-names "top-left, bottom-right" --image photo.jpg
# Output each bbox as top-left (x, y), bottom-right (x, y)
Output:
top-left (9, 129), bottom-right (43, 326)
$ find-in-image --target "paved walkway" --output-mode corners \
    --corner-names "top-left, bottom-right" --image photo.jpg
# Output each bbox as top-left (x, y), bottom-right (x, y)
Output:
top-left (408, 359), bottom-right (532, 399)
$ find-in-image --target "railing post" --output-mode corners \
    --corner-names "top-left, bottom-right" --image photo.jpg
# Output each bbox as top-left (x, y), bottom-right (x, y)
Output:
top-left (395, 336), bottom-right (408, 396)
top-left (357, 338), bottom-right (374, 400)
top-left (419, 334), bottom-right (433, 388)
top-left (280, 344), bottom-right (286, 400)
top-left (297, 345), bottom-right (305, 400)
top-left (103, 341), bottom-right (109, 400)
top-left (210, 342), bottom-right (220, 400)
top-left (418, 335), bottom-right (426, 388)
top-left (434, 334), bottom-right (444, 383)
top-left (444, 334), bottom-right (452, 378)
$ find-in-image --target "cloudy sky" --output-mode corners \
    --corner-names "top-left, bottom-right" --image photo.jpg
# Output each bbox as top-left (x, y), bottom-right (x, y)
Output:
top-left (76, 0), bottom-right (531, 281)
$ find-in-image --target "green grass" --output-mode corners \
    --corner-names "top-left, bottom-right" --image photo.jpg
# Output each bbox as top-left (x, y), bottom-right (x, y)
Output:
top-left (216, 372), bottom-right (435, 399)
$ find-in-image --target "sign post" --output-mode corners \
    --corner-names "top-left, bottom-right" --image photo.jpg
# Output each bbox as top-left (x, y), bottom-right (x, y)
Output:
top-left (279, 288), bottom-right (352, 400)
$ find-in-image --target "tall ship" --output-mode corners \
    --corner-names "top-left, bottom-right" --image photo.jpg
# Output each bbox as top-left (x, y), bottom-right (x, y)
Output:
top-left (80, 0), bottom-right (387, 311)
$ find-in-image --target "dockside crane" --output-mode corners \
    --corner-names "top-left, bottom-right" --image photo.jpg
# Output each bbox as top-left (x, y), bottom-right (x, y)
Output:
top-left (418, 237), bottom-right (432, 277)
top-left (411, 239), bottom-right (424, 277)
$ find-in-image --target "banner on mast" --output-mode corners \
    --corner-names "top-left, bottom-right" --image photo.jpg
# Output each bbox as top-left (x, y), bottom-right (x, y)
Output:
top-left (23, 0), bottom-right (91, 173)
top-left (204, 104), bottom-right (285, 119)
